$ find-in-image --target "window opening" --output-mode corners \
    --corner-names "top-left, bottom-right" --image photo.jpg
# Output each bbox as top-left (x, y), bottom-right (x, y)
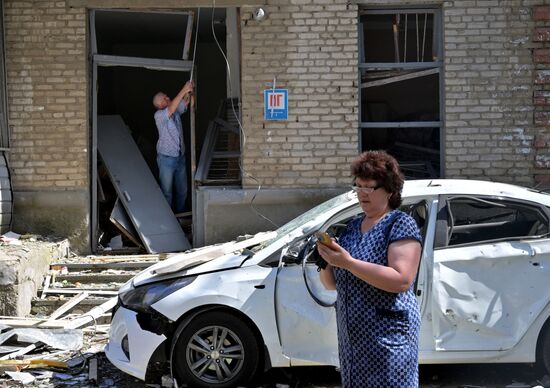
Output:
top-left (359, 8), bottom-right (443, 179)
top-left (94, 10), bottom-right (193, 60)
top-left (446, 196), bottom-right (549, 246)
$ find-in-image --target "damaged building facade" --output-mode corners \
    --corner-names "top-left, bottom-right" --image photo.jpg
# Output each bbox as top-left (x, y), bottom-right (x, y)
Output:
top-left (0, 0), bottom-right (549, 253)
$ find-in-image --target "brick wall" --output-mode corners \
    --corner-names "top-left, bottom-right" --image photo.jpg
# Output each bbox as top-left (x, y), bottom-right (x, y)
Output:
top-left (533, 5), bottom-right (550, 185)
top-left (443, 0), bottom-right (541, 185)
top-left (4, 0), bottom-right (89, 250)
top-left (4, 0), bottom-right (88, 190)
top-left (240, 1), bottom-right (359, 188)
top-left (2, 0), bottom-right (548, 247)
top-left (4, 1), bottom-right (545, 192)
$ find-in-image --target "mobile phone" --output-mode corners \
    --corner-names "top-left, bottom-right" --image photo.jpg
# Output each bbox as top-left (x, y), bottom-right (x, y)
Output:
top-left (315, 231), bottom-right (332, 246)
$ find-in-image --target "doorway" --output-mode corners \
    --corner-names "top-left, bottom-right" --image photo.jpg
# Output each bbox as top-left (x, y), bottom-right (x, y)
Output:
top-left (90, 8), bottom-right (232, 253)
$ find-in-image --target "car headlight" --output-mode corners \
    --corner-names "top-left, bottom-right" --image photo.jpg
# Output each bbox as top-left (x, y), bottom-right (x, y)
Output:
top-left (119, 276), bottom-right (196, 313)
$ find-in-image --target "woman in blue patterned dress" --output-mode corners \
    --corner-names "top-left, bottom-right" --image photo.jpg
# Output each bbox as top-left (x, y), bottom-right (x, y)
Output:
top-left (318, 151), bottom-right (422, 388)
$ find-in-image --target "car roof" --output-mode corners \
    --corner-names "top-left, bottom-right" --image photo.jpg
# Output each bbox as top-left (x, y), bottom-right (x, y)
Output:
top-left (403, 179), bottom-right (550, 206)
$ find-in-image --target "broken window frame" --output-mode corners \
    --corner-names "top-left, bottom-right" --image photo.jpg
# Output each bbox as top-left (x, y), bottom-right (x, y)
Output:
top-left (358, 7), bottom-right (444, 178)
top-left (435, 195), bottom-right (550, 248)
top-left (89, 9), bottom-right (195, 253)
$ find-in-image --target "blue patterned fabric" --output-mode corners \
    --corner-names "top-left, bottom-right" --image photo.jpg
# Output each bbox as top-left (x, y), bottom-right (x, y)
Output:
top-left (334, 209), bottom-right (422, 388)
top-left (154, 101), bottom-right (187, 157)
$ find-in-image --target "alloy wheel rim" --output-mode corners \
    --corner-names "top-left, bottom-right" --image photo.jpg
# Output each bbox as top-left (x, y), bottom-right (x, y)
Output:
top-left (185, 324), bottom-right (245, 384)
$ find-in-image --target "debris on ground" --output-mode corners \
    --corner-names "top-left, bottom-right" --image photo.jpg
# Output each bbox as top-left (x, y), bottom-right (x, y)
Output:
top-left (0, 250), bottom-right (159, 387)
top-left (1, 245), bottom-right (550, 387)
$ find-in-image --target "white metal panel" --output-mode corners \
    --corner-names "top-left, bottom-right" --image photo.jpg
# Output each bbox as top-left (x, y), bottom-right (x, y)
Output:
top-left (153, 266), bottom-right (291, 368)
top-left (109, 198), bottom-right (142, 247)
top-left (432, 239), bottom-right (550, 351)
top-left (275, 264), bottom-right (338, 366)
top-left (403, 179), bottom-right (550, 207)
top-left (105, 306), bottom-right (165, 380)
top-left (98, 115), bottom-right (191, 253)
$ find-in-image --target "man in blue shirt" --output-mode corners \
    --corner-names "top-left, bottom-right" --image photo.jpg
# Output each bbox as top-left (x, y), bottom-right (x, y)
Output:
top-left (152, 81), bottom-right (194, 214)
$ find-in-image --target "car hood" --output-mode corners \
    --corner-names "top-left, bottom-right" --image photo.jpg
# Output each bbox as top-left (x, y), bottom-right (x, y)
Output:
top-left (130, 231), bottom-right (277, 287)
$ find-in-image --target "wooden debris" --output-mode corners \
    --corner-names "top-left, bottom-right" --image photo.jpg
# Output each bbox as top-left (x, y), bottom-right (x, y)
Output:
top-left (0, 359), bottom-right (68, 369)
top-left (47, 292), bottom-right (89, 321)
top-left (40, 275), bottom-right (51, 300)
top-left (88, 357), bottom-right (98, 384)
top-left (40, 288), bottom-right (118, 296)
top-left (65, 297), bottom-right (118, 329)
top-left (0, 344), bottom-right (39, 360)
top-left (0, 318), bottom-right (69, 328)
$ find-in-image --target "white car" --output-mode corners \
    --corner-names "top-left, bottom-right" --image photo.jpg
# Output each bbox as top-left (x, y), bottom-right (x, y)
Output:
top-left (105, 179), bottom-right (550, 387)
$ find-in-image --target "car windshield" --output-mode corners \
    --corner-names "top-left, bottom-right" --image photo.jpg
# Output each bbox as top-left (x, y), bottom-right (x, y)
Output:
top-left (263, 191), bottom-right (355, 246)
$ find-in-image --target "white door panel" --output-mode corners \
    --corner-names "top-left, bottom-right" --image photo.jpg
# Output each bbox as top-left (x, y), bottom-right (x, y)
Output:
top-left (275, 264), bottom-right (338, 366)
top-left (432, 239), bottom-right (550, 351)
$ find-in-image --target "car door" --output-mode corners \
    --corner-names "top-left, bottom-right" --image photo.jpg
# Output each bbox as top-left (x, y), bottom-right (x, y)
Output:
top-left (274, 198), bottom-right (433, 365)
top-left (431, 194), bottom-right (550, 351)
top-left (273, 226), bottom-right (343, 366)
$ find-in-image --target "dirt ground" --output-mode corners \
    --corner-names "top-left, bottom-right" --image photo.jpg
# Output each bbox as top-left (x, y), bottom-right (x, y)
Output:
top-left (1, 353), bottom-right (549, 387)
top-left (53, 357), bottom-right (550, 388)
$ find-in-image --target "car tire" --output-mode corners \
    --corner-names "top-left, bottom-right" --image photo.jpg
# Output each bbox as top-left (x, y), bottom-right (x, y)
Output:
top-left (539, 324), bottom-right (550, 374)
top-left (172, 311), bottom-right (261, 388)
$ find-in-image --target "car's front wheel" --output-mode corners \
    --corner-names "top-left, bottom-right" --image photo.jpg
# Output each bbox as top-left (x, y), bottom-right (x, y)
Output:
top-left (172, 311), bottom-right (261, 388)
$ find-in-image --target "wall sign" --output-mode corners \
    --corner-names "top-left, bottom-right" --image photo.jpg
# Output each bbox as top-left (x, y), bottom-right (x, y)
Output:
top-left (264, 89), bottom-right (288, 120)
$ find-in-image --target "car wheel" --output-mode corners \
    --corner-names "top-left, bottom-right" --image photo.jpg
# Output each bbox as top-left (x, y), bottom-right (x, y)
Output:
top-left (539, 324), bottom-right (550, 374)
top-left (172, 311), bottom-right (261, 388)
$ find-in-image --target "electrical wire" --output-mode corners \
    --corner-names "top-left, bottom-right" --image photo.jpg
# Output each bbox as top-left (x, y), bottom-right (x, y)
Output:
top-left (189, 8), bottom-right (201, 82)
top-left (170, 12), bottom-right (201, 388)
top-left (422, 13), bottom-right (427, 62)
top-left (209, 0), bottom-right (278, 228)
top-left (403, 14), bottom-right (408, 63)
top-left (169, 9), bottom-right (278, 384)
top-left (416, 14), bottom-right (419, 62)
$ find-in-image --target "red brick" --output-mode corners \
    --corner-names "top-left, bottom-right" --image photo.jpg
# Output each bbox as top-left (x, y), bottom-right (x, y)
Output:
top-left (534, 174), bottom-right (550, 186)
top-left (534, 91), bottom-right (550, 106)
top-left (535, 70), bottom-right (550, 84)
top-left (534, 6), bottom-right (550, 21)
top-left (535, 133), bottom-right (550, 148)
top-left (535, 112), bottom-right (550, 127)
top-left (534, 49), bottom-right (550, 64)
top-left (533, 27), bottom-right (550, 42)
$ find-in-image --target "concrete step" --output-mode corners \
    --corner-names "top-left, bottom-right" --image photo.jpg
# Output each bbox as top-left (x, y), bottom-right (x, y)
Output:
top-left (51, 273), bottom-right (135, 284)
top-left (52, 261), bottom-right (155, 271)
top-left (38, 285), bottom-right (122, 294)
top-left (29, 255), bottom-right (161, 325)
top-left (31, 296), bottom-right (112, 317)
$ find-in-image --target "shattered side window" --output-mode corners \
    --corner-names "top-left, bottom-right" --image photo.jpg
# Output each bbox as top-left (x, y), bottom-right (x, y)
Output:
top-left (446, 197), bottom-right (549, 246)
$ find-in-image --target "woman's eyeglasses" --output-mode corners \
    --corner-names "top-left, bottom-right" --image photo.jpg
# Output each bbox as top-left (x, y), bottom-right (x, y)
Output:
top-left (350, 185), bottom-right (381, 194)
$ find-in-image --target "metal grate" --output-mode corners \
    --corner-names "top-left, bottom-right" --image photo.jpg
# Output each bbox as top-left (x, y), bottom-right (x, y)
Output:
top-left (195, 99), bottom-right (242, 185)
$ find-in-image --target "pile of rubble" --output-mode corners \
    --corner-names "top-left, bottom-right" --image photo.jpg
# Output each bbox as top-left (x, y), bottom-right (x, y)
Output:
top-left (0, 323), bottom-right (145, 387)
top-left (0, 232), bottom-right (168, 387)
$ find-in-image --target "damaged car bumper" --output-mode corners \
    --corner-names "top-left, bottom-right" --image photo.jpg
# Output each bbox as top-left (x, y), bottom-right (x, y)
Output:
top-left (104, 305), bottom-right (165, 380)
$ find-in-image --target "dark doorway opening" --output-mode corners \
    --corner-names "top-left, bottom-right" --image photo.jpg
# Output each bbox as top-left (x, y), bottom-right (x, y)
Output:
top-left (91, 8), bottom-right (231, 253)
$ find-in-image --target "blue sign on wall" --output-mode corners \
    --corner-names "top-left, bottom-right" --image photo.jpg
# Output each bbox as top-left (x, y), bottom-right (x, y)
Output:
top-left (264, 89), bottom-right (288, 120)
